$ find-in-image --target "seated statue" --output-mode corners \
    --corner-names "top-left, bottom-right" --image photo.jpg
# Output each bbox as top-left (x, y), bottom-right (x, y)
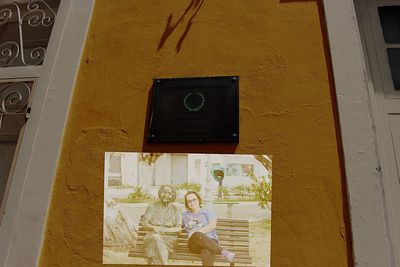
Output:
top-left (143, 185), bottom-right (182, 265)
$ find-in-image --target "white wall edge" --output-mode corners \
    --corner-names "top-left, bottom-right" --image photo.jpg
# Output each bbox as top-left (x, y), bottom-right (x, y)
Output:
top-left (322, 0), bottom-right (395, 266)
top-left (0, 0), bottom-right (95, 266)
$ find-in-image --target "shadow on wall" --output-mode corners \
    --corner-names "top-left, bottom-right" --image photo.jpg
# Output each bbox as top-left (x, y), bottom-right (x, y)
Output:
top-left (157, 0), bottom-right (318, 53)
top-left (157, 0), bottom-right (205, 53)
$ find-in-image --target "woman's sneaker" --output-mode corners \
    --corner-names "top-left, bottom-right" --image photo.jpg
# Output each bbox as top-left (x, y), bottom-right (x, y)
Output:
top-left (221, 250), bottom-right (235, 262)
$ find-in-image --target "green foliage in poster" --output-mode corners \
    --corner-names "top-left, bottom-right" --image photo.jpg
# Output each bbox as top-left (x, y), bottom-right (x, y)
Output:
top-left (127, 187), bottom-right (153, 203)
top-left (175, 182), bottom-right (202, 192)
top-left (249, 173), bottom-right (272, 210)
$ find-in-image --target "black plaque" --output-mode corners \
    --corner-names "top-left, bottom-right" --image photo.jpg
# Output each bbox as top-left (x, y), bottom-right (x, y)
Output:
top-left (147, 76), bottom-right (239, 142)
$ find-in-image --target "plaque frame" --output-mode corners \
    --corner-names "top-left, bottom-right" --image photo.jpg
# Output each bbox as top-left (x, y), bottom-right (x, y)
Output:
top-left (147, 76), bottom-right (239, 142)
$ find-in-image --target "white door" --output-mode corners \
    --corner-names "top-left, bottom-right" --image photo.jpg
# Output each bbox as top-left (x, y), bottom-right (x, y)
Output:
top-left (359, 0), bottom-right (400, 263)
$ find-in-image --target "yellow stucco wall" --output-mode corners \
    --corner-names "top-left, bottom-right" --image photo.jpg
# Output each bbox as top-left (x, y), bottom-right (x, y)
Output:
top-left (40, 0), bottom-right (351, 266)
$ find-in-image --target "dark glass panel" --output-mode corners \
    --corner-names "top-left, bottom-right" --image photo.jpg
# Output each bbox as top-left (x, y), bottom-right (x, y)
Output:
top-left (378, 5), bottom-right (400, 43)
top-left (387, 48), bottom-right (400, 90)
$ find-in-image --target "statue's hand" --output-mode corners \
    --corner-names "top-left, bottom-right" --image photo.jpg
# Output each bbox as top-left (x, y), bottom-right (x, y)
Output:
top-left (153, 226), bottom-right (161, 234)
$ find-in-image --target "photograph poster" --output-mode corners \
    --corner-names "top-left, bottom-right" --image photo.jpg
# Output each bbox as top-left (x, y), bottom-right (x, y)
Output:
top-left (103, 152), bottom-right (272, 266)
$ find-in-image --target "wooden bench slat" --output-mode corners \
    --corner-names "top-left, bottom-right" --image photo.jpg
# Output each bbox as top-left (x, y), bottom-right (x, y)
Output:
top-left (139, 226), bottom-right (251, 232)
top-left (176, 246), bottom-right (250, 252)
top-left (216, 227), bottom-right (250, 231)
top-left (138, 231), bottom-right (249, 238)
top-left (212, 218), bottom-right (249, 223)
top-left (135, 237), bottom-right (250, 242)
top-left (216, 222), bottom-right (249, 226)
top-left (128, 252), bottom-right (253, 264)
top-left (133, 253), bottom-right (252, 260)
top-left (175, 249), bottom-right (250, 254)
top-left (139, 216), bottom-right (249, 224)
top-left (171, 257), bottom-right (252, 264)
top-left (141, 236), bottom-right (250, 241)
top-left (171, 253), bottom-right (252, 260)
top-left (138, 241), bottom-right (249, 250)
top-left (136, 239), bottom-right (250, 245)
top-left (130, 247), bottom-right (251, 256)
top-left (136, 237), bottom-right (250, 245)
top-left (139, 220), bottom-right (249, 227)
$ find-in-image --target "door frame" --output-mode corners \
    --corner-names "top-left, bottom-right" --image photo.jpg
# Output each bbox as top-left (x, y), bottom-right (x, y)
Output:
top-left (0, 78), bottom-right (38, 222)
top-left (322, 0), bottom-right (399, 265)
top-left (0, 0), bottom-right (95, 266)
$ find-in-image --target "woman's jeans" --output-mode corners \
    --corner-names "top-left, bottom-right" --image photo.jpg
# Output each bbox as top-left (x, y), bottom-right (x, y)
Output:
top-left (187, 232), bottom-right (222, 266)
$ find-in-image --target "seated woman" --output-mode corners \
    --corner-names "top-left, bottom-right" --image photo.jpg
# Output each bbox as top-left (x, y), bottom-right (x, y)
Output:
top-left (182, 191), bottom-right (235, 266)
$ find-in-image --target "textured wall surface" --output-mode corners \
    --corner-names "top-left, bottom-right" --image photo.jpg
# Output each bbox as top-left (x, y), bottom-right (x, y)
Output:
top-left (40, 0), bottom-right (350, 266)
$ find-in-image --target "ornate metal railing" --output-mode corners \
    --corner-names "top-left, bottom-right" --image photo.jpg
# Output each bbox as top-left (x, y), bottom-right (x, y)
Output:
top-left (0, 81), bottom-right (33, 131)
top-left (0, 0), bottom-right (60, 67)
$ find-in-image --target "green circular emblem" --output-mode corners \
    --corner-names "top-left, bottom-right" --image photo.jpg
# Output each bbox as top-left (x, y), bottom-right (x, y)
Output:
top-left (183, 92), bottom-right (205, 112)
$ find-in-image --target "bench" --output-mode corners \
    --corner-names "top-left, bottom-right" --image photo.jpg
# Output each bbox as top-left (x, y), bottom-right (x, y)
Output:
top-left (129, 216), bottom-right (253, 266)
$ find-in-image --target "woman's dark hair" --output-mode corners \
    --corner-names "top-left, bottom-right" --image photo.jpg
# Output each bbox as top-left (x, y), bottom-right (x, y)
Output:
top-left (184, 191), bottom-right (202, 211)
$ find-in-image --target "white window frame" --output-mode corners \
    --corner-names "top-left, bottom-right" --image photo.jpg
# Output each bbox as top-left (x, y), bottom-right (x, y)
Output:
top-left (0, 0), bottom-right (94, 266)
top-left (0, 78), bottom-right (38, 222)
top-left (365, 0), bottom-right (400, 98)
top-left (323, 0), bottom-right (399, 266)
top-left (358, 1), bottom-right (400, 264)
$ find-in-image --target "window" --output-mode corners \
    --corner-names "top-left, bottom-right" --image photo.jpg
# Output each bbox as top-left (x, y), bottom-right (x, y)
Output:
top-left (354, 0), bottom-right (400, 264)
top-left (378, 5), bottom-right (400, 90)
top-left (108, 154), bottom-right (122, 187)
top-left (0, 0), bottom-right (60, 221)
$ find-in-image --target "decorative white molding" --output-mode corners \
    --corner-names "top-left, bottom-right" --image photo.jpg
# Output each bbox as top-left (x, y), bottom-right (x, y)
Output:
top-left (0, 0), bottom-right (95, 266)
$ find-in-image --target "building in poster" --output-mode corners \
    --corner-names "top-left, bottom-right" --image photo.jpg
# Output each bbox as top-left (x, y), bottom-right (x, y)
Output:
top-left (105, 153), bottom-right (270, 191)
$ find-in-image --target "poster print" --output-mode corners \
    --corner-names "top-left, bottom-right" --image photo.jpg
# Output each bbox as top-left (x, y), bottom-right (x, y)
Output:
top-left (103, 152), bottom-right (272, 266)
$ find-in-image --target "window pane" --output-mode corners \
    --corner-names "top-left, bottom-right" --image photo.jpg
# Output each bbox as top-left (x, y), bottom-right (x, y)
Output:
top-left (0, 142), bottom-right (17, 211)
top-left (0, 81), bottom-right (34, 116)
top-left (387, 48), bottom-right (400, 90)
top-left (378, 5), bottom-right (400, 43)
top-left (109, 155), bottom-right (121, 173)
top-left (0, 80), bottom-right (34, 216)
top-left (0, 0), bottom-right (60, 67)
